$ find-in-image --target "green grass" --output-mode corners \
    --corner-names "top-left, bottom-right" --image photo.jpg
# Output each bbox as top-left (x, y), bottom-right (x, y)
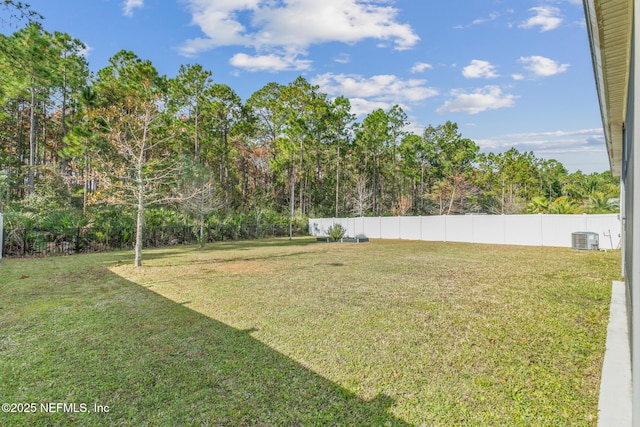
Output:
top-left (0, 238), bottom-right (621, 426)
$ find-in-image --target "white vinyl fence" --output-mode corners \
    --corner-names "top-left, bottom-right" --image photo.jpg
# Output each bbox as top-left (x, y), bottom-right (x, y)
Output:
top-left (309, 214), bottom-right (621, 250)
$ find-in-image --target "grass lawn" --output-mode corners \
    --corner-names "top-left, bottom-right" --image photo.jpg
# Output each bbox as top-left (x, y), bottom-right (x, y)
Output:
top-left (0, 237), bottom-right (621, 426)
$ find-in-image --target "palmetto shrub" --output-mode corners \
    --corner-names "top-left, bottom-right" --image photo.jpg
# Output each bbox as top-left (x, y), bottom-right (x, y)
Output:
top-left (327, 223), bottom-right (346, 240)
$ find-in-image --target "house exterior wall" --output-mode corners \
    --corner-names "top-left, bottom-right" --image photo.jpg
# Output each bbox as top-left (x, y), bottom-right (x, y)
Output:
top-left (629, 12), bottom-right (640, 424)
top-left (577, 0), bottom-right (635, 423)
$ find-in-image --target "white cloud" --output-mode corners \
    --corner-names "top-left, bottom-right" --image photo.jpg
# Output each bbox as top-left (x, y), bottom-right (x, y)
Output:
top-left (348, 98), bottom-right (399, 117)
top-left (519, 55), bottom-right (569, 77)
top-left (229, 53), bottom-right (312, 72)
top-left (123, 0), bottom-right (143, 17)
top-left (180, 0), bottom-right (419, 58)
top-left (312, 72), bottom-right (438, 116)
top-left (411, 62), bottom-right (433, 73)
top-left (472, 12), bottom-right (499, 25)
top-left (178, 38), bottom-right (218, 58)
top-left (474, 128), bottom-right (608, 172)
top-left (404, 116), bottom-right (428, 136)
top-left (75, 43), bottom-right (93, 58)
top-left (334, 53), bottom-right (351, 64)
top-left (548, 0), bottom-right (582, 5)
top-left (436, 86), bottom-right (517, 115)
top-left (511, 73), bottom-right (525, 81)
top-left (455, 11), bottom-right (499, 29)
top-left (519, 6), bottom-right (563, 32)
top-left (477, 128), bottom-right (604, 150)
top-left (313, 73), bottom-right (438, 101)
top-left (462, 60), bottom-right (499, 79)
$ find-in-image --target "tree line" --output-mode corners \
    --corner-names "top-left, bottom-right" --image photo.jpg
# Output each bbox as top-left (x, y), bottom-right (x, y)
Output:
top-left (0, 18), bottom-right (619, 262)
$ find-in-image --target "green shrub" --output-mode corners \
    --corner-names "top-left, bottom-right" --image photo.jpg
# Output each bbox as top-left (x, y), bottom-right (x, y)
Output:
top-left (327, 223), bottom-right (346, 240)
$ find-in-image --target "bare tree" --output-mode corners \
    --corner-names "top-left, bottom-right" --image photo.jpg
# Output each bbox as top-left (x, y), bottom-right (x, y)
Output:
top-left (94, 99), bottom-right (178, 267)
top-left (178, 160), bottom-right (223, 245)
top-left (392, 195), bottom-right (413, 216)
top-left (349, 175), bottom-right (372, 217)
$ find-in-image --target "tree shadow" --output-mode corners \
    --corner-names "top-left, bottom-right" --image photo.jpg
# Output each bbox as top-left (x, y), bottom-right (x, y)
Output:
top-left (2, 265), bottom-right (411, 426)
top-left (137, 237), bottom-right (330, 267)
top-left (131, 237), bottom-right (323, 263)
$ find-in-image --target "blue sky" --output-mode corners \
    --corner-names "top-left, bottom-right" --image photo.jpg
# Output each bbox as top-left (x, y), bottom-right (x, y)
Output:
top-left (19, 0), bottom-right (607, 173)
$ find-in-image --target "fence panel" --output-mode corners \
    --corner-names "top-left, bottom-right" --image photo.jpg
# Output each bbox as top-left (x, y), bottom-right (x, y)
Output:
top-left (309, 214), bottom-right (621, 249)
top-left (503, 215), bottom-right (541, 246)
top-left (421, 216), bottom-right (446, 241)
top-left (587, 214), bottom-right (622, 249)
top-left (380, 217), bottom-right (400, 239)
top-left (541, 215), bottom-right (583, 247)
top-left (351, 217), bottom-right (366, 237)
top-left (471, 215), bottom-right (505, 245)
top-left (444, 215), bottom-right (474, 242)
top-left (361, 217), bottom-right (381, 238)
top-left (399, 216), bottom-right (421, 240)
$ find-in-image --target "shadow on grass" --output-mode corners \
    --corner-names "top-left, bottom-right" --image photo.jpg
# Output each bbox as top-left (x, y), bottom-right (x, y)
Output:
top-left (63, 237), bottom-right (322, 268)
top-left (138, 237), bottom-right (328, 266)
top-left (0, 262), bottom-right (409, 426)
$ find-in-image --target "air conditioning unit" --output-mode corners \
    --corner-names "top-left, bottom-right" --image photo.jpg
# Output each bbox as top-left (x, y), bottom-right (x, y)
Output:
top-left (571, 232), bottom-right (599, 250)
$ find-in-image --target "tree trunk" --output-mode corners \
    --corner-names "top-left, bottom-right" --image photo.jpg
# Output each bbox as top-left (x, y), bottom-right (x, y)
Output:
top-left (134, 108), bottom-right (150, 268)
top-left (223, 129), bottom-right (230, 211)
top-left (391, 146), bottom-right (396, 211)
top-left (289, 164), bottom-right (295, 240)
top-left (299, 138), bottom-right (304, 216)
top-left (61, 63), bottom-right (69, 175)
top-left (5, 134), bottom-right (12, 208)
top-left (83, 138), bottom-right (89, 213)
top-left (420, 165), bottom-right (425, 213)
top-left (373, 156), bottom-right (378, 215)
top-left (447, 179), bottom-right (457, 215)
top-left (335, 141), bottom-right (340, 218)
top-left (194, 102), bottom-right (200, 162)
top-left (41, 99), bottom-right (47, 164)
top-left (6, 104), bottom-right (19, 207)
top-left (134, 163), bottom-right (144, 267)
top-left (28, 86), bottom-right (37, 193)
top-left (16, 104), bottom-right (24, 199)
top-left (501, 173), bottom-right (505, 214)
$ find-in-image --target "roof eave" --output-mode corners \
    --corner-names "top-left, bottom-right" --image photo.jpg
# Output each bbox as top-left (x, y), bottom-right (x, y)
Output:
top-left (583, 0), bottom-right (631, 177)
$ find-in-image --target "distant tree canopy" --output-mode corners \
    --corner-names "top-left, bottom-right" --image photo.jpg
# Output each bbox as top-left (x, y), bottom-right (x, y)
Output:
top-left (0, 11), bottom-right (620, 262)
top-left (1, 1), bottom-right (42, 28)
